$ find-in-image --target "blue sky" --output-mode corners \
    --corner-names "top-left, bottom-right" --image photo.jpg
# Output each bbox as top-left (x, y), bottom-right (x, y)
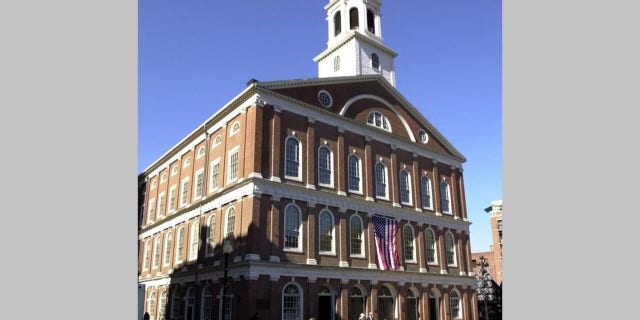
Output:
top-left (139, 0), bottom-right (502, 253)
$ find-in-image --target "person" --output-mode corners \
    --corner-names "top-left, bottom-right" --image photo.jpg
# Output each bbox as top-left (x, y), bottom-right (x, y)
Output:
top-left (358, 313), bottom-right (365, 320)
top-left (251, 312), bottom-right (260, 320)
top-left (366, 312), bottom-right (374, 320)
top-left (143, 312), bottom-right (150, 320)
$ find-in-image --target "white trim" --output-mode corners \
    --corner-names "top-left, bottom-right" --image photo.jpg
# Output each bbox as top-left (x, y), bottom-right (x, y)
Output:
top-left (318, 209), bottom-right (336, 255)
top-left (179, 178), bottom-right (190, 208)
top-left (208, 158), bottom-right (221, 193)
top-left (226, 146), bottom-right (240, 183)
top-left (317, 145), bottom-right (335, 188)
top-left (342, 94), bottom-right (415, 142)
top-left (284, 135), bottom-right (303, 181)
top-left (193, 168), bottom-right (205, 201)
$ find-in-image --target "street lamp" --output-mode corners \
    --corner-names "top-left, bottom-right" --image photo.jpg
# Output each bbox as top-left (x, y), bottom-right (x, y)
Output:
top-left (222, 236), bottom-right (234, 320)
top-left (475, 256), bottom-right (495, 320)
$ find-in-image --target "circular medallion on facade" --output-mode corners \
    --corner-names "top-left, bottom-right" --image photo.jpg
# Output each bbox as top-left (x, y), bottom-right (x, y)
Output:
top-left (318, 90), bottom-right (333, 108)
top-left (418, 129), bottom-right (429, 144)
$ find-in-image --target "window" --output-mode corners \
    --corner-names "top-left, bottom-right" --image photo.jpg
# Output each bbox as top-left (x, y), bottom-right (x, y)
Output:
top-left (168, 186), bottom-right (177, 213)
top-left (350, 215), bottom-right (364, 256)
top-left (220, 286), bottom-right (232, 320)
top-left (371, 53), bottom-right (379, 70)
top-left (194, 169), bottom-right (204, 200)
top-left (284, 204), bottom-right (301, 250)
top-left (157, 193), bottom-right (166, 218)
top-left (180, 178), bottom-right (190, 207)
top-left (334, 55), bottom-right (340, 72)
top-left (375, 162), bottom-right (388, 199)
top-left (350, 287), bottom-right (365, 320)
top-left (151, 180), bottom-right (157, 189)
top-left (163, 231), bottom-right (172, 265)
top-left (143, 240), bottom-right (151, 270)
top-left (348, 154), bottom-right (362, 193)
top-left (228, 147), bottom-right (239, 182)
top-left (209, 159), bottom-right (220, 192)
top-left (366, 9), bottom-right (375, 33)
top-left (147, 292), bottom-right (156, 320)
top-left (319, 210), bottom-right (334, 253)
top-left (171, 290), bottom-right (180, 318)
top-left (159, 290), bottom-right (167, 320)
top-left (425, 228), bottom-right (437, 264)
top-left (367, 111), bottom-right (390, 131)
top-left (201, 287), bottom-right (213, 320)
top-left (440, 180), bottom-right (451, 213)
top-left (161, 172), bottom-right (167, 182)
top-left (318, 90), bottom-right (333, 108)
top-left (225, 207), bottom-right (235, 239)
top-left (189, 221), bottom-right (199, 260)
top-left (333, 11), bottom-right (341, 36)
top-left (176, 226), bottom-right (185, 263)
top-left (449, 290), bottom-right (461, 319)
top-left (285, 136), bottom-right (301, 179)
top-left (185, 288), bottom-right (195, 320)
top-left (152, 236), bottom-right (161, 268)
top-left (399, 169), bottom-right (412, 205)
top-left (283, 284), bottom-right (302, 320)
top-left (349, 8), bottom-right (359, 30)
top-left (147, 198), bottom-right (156, 223)
top-left (445, 232), bottom-right (456, 266)
top-left (197, 145), bottom-right (206, 158)
top-left (171, 165), bottom-right (178, 176)
top-left (419, 129), bottom-right (429, 143)
top-left (318, 145), bottom-right (333, 186)
top-left (230, 121), bottom-right (240, 136)
top-left (213, 135), bottom-right (222, 147)
top-left (403, 225), bottom-right (415, 262)
top-left (206, 214), bottom-right (216, 256)
top-left (183, 157), bottom-right (191, 168)
top-left (421, 176), bottom-right (432, 209)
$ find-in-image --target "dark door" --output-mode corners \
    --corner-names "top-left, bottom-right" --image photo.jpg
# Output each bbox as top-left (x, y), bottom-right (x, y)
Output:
top-left (406, 298), bottom-right (417, 320)
top-left (428, 298), bottom-right (438, 320)
top-left (318, 295), bottom-right (332, 320)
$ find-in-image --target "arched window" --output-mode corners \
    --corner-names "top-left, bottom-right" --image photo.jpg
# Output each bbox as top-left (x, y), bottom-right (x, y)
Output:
top-left (185, 288), bottom-right (195, 320)
top-left (282, 283), bottom-right (302, 320)
top-left (219, 287), bottom-right (232, 320)
top-left (158, 290), bottom-right (167, 320)
top-left (425, 228), bottom-right (437, 264)
top-left (367, 111), bottom-right (390, 131)
top-left (377, 286), bottom-right (394, 320)
top-left (449, 290), bottom-right (461, 319)
top-left (152, 236), bottom-right (161, 268)
top-left (371, 53), bottom-right (380, 70)
top-left (230, 121), bottom-right (240, 136)
top-left (170, 289), bottom-right (181, 318)
top-left (147, 291), bottom-right (156, 320)
top-left (161, 172), bottom-right (167, 182)
top-left (403, 225), bottom-right (415, 262)
top-left (163, 231), bottom-right (172, 265)
top-left (406, 290), bottom-right (418, 320)
top-left (201, 286), bottom-right (213, 320)
top-left (399, 169), bottom-right (412, 205)
top-left (375, 162), bottom-right (388, 198)
top-left (197, 145), bottom-right (206, 158)
top-left (318, 145), bottom-right (333, 186)
top-left (445, 232), bottom-right (457, 266)
top-left (319, 210), bottom-right (335, 253)
top-left (350, 287), bottom-right (365, 320)
top-left (189, 221), bottom-right (199, 260)
top-left (284, 204), bottom-right (302, 250)
top-left (143, 240), bottom-right (151, 270)
top-left (225, 207), bottom-right (235, 238)
top-left (176, 226), bottom-right (185, 262)
top-left (333, 11), bottom-right (342, 36)
top-left (285, 136), bottom-right (301, 179)
top-left (440, 180), bottom-right (451, 213)
top-left (349, 215), bottom-right (364, 256)
top-left (206, 214), bottom-right (216, 256)
top-left (349, 8), bottom-right (359, 30)
top-left (213, 135), bottom-right (222, 147)
top-left (366, 9), bottom-right (375, 33)
top-left (421, 176), bottom-right (432, 209)
top-left (171, 165), bottom-right (178, 175)
top-left (347, 154), bottom-right (361, 192)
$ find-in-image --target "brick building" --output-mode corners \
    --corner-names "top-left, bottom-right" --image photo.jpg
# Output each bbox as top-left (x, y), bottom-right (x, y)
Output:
top-left (470, 200), bottom-right (502, 286)
top-left (138, 1), bottom-right (479, 320)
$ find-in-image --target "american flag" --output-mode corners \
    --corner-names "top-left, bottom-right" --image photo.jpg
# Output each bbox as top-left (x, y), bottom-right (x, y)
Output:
top-left (372, 215), bottom-right (398, 270)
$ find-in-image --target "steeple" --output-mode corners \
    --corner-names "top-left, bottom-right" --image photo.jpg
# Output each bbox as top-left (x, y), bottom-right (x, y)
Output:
top-left (313, 0), bottom-right (398, 86)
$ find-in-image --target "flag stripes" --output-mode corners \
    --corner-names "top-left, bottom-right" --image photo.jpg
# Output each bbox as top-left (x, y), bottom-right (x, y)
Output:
top-left (372, 215), bottom-right (398, 270)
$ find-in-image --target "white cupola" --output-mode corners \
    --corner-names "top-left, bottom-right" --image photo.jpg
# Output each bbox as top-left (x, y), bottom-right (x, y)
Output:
top-left (313, 0), bottom-right (398, 86)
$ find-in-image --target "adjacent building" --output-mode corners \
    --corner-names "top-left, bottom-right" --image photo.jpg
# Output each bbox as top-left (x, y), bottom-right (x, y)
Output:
top-left (138, 1), bottom-right (480, 320)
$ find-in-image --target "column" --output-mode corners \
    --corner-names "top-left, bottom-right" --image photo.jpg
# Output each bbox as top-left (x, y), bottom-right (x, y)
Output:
top-left (412, 153), bottom-right (422, 211)
top-left (364, 136), bottom-right (374, 201)
top-left (438, 227), bottom-right (447, 274)
top-left (396, 218), bottom-right (405, 271)
top-left (336, 127), bottom-right (346, 195)
top-left (369, 281), bottom-right (378, 315)
top-left (449, 166), bottom-right (459, 219)
top-left (340, 280), bottom-right (349, 320)
top-left (307, 202), bottom-right (318, 265)
top-left (390, 144), bottom-right (399, 207)
top-left (420, 285), bottom-right (430, 320)
top-left (456, 231), bottom-right (466, 276)
top-left (269, 196), bottom-right (281, 262)
top-left (308, 277), bottom-right (318, 318)
top-left (367, 213), bottom-right (377, 269)
top-left (339, 207), bottom-right (349, 267)
top-left (432, 160), bottom-right (441, 215)
top-left (442, 291), bottom-right (450, 320)
top-left (270, 106), bottom-right (282, 182)
top-left (457, 169), bottom-right (469, 221)
top-left (306, 117), bottom-right (316, 189)
top-left (416, 223), bottom-right (426, 273)
top-left (246, 99), bottom-right (264, 179)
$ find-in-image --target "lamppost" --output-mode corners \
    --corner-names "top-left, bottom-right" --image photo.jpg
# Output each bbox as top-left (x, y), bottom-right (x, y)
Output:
top-left (475, 256), bottom-right (495, 320)
top-left (221, 236), bottom-right (234, 320)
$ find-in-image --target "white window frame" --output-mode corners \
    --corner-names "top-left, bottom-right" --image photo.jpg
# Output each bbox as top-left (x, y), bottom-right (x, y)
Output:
top-left (147, 198), bottom-right (156, 223)
top-left (152, 235), bottom-right (161, 269)
top-left (159, 290), bottom-right (168, 320)
top-left (227, 147), bottom-right (240, 183)
top-left (445, 231), bottom-right (457, 267)
top-left (163, 231), bottom-right (172, 266)
top-left (224, 207), bottom-right (235, 239)
top-left (212, 135), bottom-right (222, 148)
top-left (375, 161), bottom-right (389, 200)
top-left (403, 225), bottom-right (416, 263)
top-left (180, 178), bottom-right (190, 208)
top-left (440, 180), bottom-right (452, 214)
top-left (349, 215), bottom-right (364, 257)
top-left (317, 145), bottom-right (334, 188)
top-left (168, 185), bottom-right (177, 213)
top-left (366, 111), bottom-right (391, 132)
top-left (182, 157), bottom-right (191, 168)
top-left (206, 214), bottom-right (216, 257)
top-left (229, 121), bottom-right (241, 136)
top-left (160, 172), bottom-right (167, 182)
top-left (425, 228), bottom-right (438, 265)
top-left (193, 168), bottom-right (205, 200)
top-left (282, 283), bottom-right (303, 320)
top-left (209, 158), bottom-right (221, 193)
top-left (171, 165), bottom-right (178, 176)
top-left (421, 175), bottom-right (433, 210)
top-left (151, 179), bottom-right (157, 189)
top-left (284, 135), bottom-right (302, 181)
top-left (197, 145), bottom-right (206, 159)
top-left (157, 192), bottom-right (166, 218)
top-left (189, 221), bottom-right (200, 261)
top-left (175, 226), bottom-right (185, 263)
top-left (347, 154), bottom-right (362, 194)
top-left (283, 204), bottom-right (303, 252)
top-left (201, 286), bottom-right (213, 320)
top-left (399, 168), bottom-right (412, 205)
top-left (318, 209), bottom-right (335, 255)
top-left (143, 240), bottom-right (151, 270)
top-left (449, 290), bottom-right (462, 319)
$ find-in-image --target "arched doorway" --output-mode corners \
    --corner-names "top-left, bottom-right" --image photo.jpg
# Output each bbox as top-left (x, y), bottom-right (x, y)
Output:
top-left (406, 289), bottom-right (418, 320)
top-left (376, 286), bottom-right (394, 320)
top-left (349, 286), bottom-right (366, 320)
top-left (428, 289), bottom-right (441, 320)
top-left (318, 285), bottom-right (335, 320)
